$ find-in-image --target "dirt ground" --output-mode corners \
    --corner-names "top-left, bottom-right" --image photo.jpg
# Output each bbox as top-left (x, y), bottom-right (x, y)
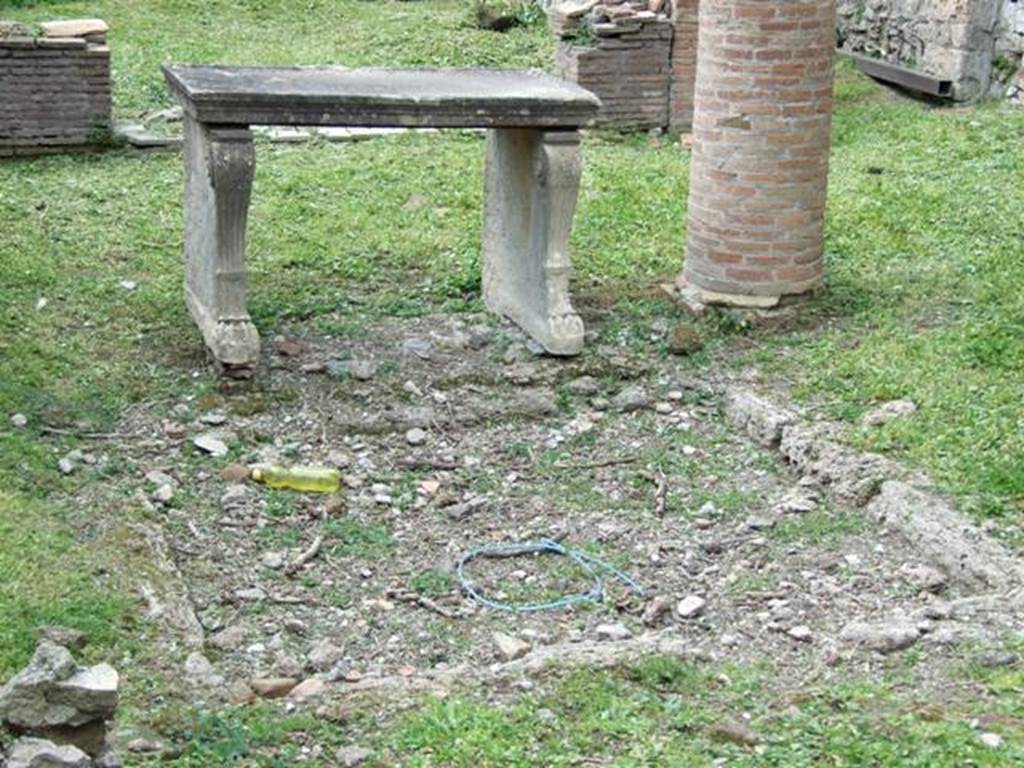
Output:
top-left (100, 311), bottom-right (1021, 713)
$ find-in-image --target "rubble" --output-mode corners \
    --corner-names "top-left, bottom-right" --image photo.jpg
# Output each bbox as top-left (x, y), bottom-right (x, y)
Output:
top-left (0, 642), bottom-right (119, 759)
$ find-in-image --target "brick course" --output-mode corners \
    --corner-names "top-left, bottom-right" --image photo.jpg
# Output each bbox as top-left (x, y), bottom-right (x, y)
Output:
top-left (682, 0), bottom-right (835, 302)
top-left (0, 21), bottom-right (111, 157)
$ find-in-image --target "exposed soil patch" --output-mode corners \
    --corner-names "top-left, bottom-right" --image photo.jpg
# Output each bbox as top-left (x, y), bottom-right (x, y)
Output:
top-left (90, 312), bottom-right (1022, 713)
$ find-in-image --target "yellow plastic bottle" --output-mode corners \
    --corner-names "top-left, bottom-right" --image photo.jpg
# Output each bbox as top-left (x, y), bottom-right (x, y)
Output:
top-left (250, 466), bottom-right (341, 493)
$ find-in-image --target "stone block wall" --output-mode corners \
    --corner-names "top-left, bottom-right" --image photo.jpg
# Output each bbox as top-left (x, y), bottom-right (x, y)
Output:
top-left (0, 19), bottom-right (112, 157)
top-left (835, 0), bottom-right (1010, 101)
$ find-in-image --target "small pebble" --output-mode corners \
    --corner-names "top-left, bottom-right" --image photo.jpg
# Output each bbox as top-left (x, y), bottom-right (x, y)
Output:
top-left (677, 595), bottom-right (706, 618)
top-left (10, 413), bottom-right (27, 428)
top-left (787, 625), bottom-right (813, 643)
top-left (405, 427), bottom-right (427, 446)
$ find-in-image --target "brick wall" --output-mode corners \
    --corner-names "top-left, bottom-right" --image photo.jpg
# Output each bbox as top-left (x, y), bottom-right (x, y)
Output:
top-left (0, 19), bottom-right (112, 157)
top-left (555, 17), bottom-right (673, 130)
top-left (669, 0), bottom-right (699, 130)
top-left (681, 0), bottom-right (835, 304)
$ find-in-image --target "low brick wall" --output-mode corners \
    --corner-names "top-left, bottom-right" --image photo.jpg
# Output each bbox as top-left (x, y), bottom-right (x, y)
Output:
top-left (0, 19), bottom-right (112, 157)
top-left (555, 17), bottom-right (673, 130)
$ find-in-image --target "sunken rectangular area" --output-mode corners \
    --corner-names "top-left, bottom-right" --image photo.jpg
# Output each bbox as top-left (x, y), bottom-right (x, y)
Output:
top-left (162, 66), bottom-right (601, 127)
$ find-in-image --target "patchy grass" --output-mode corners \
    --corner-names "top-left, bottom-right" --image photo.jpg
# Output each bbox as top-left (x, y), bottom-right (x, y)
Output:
top-left (0, 491), bottom-right (132, 677)
top-left (1, 1), bottom-right (1023, 764)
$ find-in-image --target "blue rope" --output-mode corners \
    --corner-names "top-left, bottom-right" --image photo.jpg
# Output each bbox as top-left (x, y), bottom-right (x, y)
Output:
top-left (456, 538), bottom-right (646, 613)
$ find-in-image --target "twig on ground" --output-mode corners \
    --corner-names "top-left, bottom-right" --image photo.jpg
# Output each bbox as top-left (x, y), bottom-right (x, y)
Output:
top-left (40, 426), bottom-right (130, 440)
top-left (553, 455), bottom-right (640, 471)
top-left (285, 535), bottom-right (323, 576)
top-left (385, 587), bottom-right (463, 619)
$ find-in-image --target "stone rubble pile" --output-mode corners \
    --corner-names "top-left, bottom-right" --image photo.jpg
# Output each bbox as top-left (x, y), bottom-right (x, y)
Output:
top-left (551, 0), bottom-right (675, 129)
top-left (548, 0), bottom-right (670, 38)
top-left (0, 641), bottom-right (121, 767)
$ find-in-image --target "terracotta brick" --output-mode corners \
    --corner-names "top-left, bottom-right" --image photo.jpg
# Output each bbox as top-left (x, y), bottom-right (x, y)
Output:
top-left (682, 0), bottom-right (834, 302)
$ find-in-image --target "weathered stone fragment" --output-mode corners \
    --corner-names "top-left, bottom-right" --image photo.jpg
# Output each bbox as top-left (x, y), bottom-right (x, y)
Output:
top-left (6, 737), bottom-right (91, 768)
top-left (725, 389), bottom-right (796, 448)
top-left (839, 620), bottom-right (920, 654)
top-left (868, 481), bottom-right (1024, 590)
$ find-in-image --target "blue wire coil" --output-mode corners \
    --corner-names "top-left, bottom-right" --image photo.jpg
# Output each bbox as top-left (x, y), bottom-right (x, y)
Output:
top-left (456, 538), bottom-right (646, 613)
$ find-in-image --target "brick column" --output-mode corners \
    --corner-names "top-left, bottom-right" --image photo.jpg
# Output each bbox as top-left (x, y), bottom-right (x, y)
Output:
top-left (680, 0), bottom-right (835, 307)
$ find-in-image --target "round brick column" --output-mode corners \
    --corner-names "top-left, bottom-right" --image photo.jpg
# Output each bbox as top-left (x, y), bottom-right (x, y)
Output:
top-left (681, 0), bottom-right (835, 306)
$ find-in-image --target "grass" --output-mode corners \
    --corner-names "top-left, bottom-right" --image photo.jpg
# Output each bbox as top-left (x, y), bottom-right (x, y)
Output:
top-left (1, 0), bottom-right (1023, 763)
top-left (0, 491), bottom-right (133, 677)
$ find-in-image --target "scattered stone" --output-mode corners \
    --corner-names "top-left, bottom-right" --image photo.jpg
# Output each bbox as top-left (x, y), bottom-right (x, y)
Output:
top-left (275, 339), bottom-right (308, 357)
top-left (219, 463), bottom-right (250, 483)
top-left (773, 488), bottom-right (818, 515)
top-left (250, 677), bottom-right (298, 699)
top-left (152, 484), bottom-right (174, 504)
top-left (220, 484), bottom-right (249, 509)
top-left (324, 495), bottom-right (346, 516)
top-left (0, 642), bottom-right (118, 758)
top-left (0, 642), bottom-right (119, 730)
top-left (184, 652), bottom-right (224, 687)
top-left (228, 680), bottom-right (255, 704)
top-left (613, 385), bottom-right (648, 413)
top-left (405, 427), bottom-right (428, 446)
top-left (208, 625), bottom-right (245, 652)
top-left (863, 399), bottom-right (917, 427)
top-left (667, 324), bottom-right (703, 355)
top-left (901, 564), bottom-right (947, 594)
top-left (979, 732), bottom-right (1002, 749)
top-left (493, 632), bottom-right (530, 662)
top-left (402, 337), bottom-right (433, 359)
top-left (199, 412), bottom-right (227, 427)
top-left (676, 595), bottom-right (706, 619)
top-left (288, 678), bottom-right (327, 701)
top-left (641, 595), bottom-right (674, 626)
top-left (654, 402), bottom-right (673, 415)
top-left (58, 456), bottom-right (77, 476)
top-left (839, 620), bottom-right (920, 654)
top-left (11, 413), bottom-right (28, 428)
top-left (261, 552), bottom-right (285, 570)
top-left (234, 587), bottom-right (266, 602)
top-left (6, 737), bottom-right (91, 768)
top-left (566, 376), bottom-right (600, 396)
top-left (307, 641), bottom-right (345, 672)
top-left (973, 650), bottom-right (1019, 668)
top-left (349, 360), bottom-right (377, 381)
top-left (143, 105), bottom-right (183, 125)
top-left (708, 718), bottom-right (760, 747)
top-left (418, 479), bottom-right (441, 496)
top-left (594, 623), bottom-right (632, 641)
top-left (274, 653), bottom-right (303, 679)
top-left (125, 738), bottom-right (162, 754)
top-left (335, 745), bottom-right (373, 767)
top-left (193, 434), bottom-right (228, 457)
top-left (725, 388), bottom-right (796, 448)
top-left (787, 625), bottom-right (813, 643)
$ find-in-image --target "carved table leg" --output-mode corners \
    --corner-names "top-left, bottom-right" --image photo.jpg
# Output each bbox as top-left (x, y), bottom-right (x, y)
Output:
top-left (182, 117), bottom-right (259, 372)
top-left (482, 128), bottom-right (585, 355)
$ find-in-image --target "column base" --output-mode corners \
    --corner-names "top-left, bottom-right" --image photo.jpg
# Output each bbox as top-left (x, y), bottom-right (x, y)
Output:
top-left (664, 277), bottom-right (822, 318)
